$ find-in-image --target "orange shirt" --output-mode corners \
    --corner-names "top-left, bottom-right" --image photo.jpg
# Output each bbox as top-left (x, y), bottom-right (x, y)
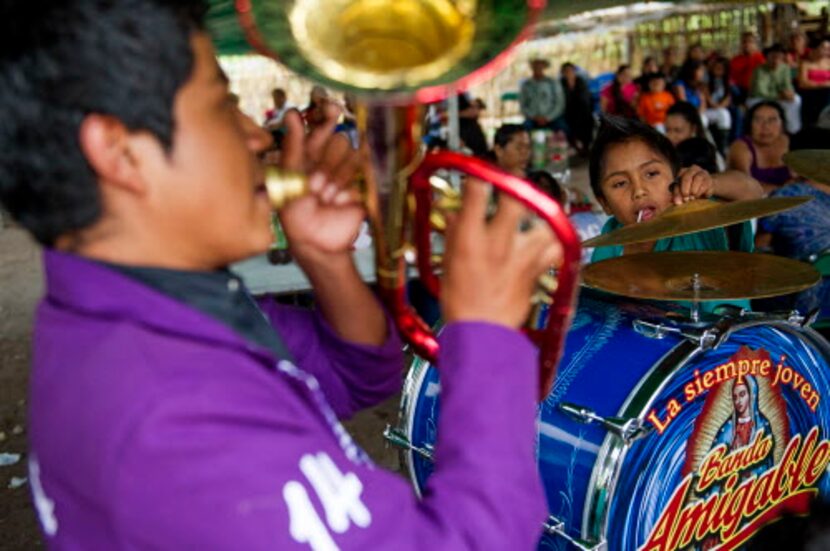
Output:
top-left (637, 91), bottom-right (676, 126)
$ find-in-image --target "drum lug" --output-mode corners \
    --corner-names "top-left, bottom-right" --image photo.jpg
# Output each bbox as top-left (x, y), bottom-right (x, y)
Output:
top-left (559, 402), bottom-right (653, 445)
top-left (383, 425), bottom-right (434, 461)
top-left (544, 516), bottom-right (605, 550)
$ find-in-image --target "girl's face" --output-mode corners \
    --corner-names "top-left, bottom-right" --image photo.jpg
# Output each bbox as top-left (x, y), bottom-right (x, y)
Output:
top-left (751, 105), bottom-right (784, 145)
top-left (643, 59), bottom-right (659, 73)
top-left (618, 68), bottom-right (632, 85)
top-left (712, 61), bottom-right (726, 77)
top-left (597, 139), bottom-right (675, 226)
top-left (664, 114), bottom-right (695, 145)
top-left (494, 131), bottom-right (531, 175)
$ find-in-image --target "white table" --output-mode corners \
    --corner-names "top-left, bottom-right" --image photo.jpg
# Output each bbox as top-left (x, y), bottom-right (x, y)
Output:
top-left (231, 248), bottom-right (378, 295)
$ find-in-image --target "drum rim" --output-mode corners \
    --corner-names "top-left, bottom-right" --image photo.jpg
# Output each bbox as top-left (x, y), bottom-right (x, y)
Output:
top-left (581, 316), bottom-right (830, 544)
top-left (399, 352), bottom-right (434, 498)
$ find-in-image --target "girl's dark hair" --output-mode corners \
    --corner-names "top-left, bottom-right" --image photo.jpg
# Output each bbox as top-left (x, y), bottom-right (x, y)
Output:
top-left (0, 1), bottom-right (208, 246)
top-left (666, 101), bottom-right (706, 138)
top-left (707, 56), bottom-right (732, 97)
top-left (527, 170), bottom-right (564, 204)
top-left (611, 64), bottom-right (635, 118)
top-left (588, 115), bottom-right (680, 201)
top-left (677, 59), bottom-right (704, 85)
top-left (676, 137), bottom-right (718, 174)
top-left (744, 100), bottom-right (788, 137)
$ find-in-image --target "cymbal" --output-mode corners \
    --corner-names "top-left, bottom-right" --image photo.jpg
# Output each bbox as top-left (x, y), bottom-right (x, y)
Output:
top-left (582, 196), bottom-right (811, 248)
top-left (783, 150), bottom-right (830, 185)
top-left (582, 251), bottom-right (820, 301)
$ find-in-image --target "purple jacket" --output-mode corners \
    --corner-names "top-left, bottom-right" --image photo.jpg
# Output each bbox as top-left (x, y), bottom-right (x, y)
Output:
top-left (29, 250), bottom-right (547, 550)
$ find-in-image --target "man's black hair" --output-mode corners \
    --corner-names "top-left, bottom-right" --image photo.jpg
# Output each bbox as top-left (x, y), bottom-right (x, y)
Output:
top-left (0, 1), bottom-right (208, 246)
top-left (588, 115), bottom-right (680, 201)
top-left (676, 137), bottom-right (719, 174)
top-left (763, 43), bottom-right (786, 57)
top-left (493, 124), bottom-right (528, 148)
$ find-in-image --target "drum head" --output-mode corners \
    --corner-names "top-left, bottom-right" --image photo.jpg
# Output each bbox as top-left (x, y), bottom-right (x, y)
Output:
top-left (599, 321), bottom-right (830, 549)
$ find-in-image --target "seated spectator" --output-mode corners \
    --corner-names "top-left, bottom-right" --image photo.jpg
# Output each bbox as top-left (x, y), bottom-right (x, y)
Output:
top-left (797, 36), bottom-right (830, 128)
top-left (704, 56), bottom-right (736, 152)
top-left (457, 91), bottom-right (489, 158)
top-left (600, 65), bottom-right (638, 119)
top-left (754, 130), bottom-right (830, 319)
top-left (676, 137), bottom-right (754, 252)
top-left (665, 101), bottom-right (726, 170)
top-left (749, 44), bottom-right (802, 134)
top-left (675, 59), bottom-right (732, 152)
top-left (686, 42), bottom-right (707, 64)
top-left (560, 62), bottom-right (594, 156)
top-left (634, 56), bottom-right (660, 91)
top-left (491, 124), bottom-right (531, 178)
top-left (637, 73), bottom-right (675, 130)
top-left (786, 29), bottom-right (811, 79)
top-left (728, 100), bottom-right (793, 193)
top-left (661, 46), bottom-right (682, 83)
top-left (520, 58), bottom-right (567, 132)
top-left (731, 31), bottom-right (766, 103)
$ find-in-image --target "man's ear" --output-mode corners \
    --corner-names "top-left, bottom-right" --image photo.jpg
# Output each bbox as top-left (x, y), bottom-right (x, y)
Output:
top-left (78, 114), bottom-right (145, 194)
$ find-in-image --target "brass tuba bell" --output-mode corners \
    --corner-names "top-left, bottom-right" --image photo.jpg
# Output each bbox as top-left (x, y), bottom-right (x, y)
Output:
top-left (234, 0), bottom-right (579, 398)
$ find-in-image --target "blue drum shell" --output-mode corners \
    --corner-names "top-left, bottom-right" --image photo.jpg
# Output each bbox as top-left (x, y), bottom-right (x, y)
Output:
top-left (400, 291), bottom-right (830, 550)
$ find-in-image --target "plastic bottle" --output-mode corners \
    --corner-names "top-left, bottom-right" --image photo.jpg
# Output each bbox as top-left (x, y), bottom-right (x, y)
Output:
top-left (547, 130), bottom-right (570, 185)
top-left (531, 129), bottom-right (549, 170)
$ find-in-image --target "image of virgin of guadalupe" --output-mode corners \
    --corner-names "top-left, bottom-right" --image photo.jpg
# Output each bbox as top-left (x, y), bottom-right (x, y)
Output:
top-left (710, 375), bottom-right (775, 478)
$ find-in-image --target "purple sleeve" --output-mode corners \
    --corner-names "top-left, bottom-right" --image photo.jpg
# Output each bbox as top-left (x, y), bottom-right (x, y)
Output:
top-left (256, 297), bottom-right (404, 418)
top-left (109, 322), bottom-right (547, 550)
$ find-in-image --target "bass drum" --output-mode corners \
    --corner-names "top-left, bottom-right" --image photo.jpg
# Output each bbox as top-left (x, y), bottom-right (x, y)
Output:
top-left (396, 290), bottom-right (830, 550)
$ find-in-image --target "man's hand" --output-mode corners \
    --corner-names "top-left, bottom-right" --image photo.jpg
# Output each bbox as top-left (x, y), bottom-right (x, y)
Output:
top-left (277, 101), bottom-right (364, 259)
top-left (672, 165), bottom-right (715, 205)
top-left (441, 180), bottom-right (563, 329)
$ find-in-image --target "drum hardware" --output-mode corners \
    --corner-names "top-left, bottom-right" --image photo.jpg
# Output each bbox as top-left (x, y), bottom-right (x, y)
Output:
top-left (559, 403), bottom-right (653, 445)
top-left (582, 251), bottom-right (821, 303)
top-left (582, 196), bottom-right (811, 249)
top-left (543, 516), bottom-right (604, 551)
top-left (382, 425), bottom-right (434, 461)
top-left (632, 319), bottom-right (725, 350)
top-left (783, 150), bottom-right (830, 185)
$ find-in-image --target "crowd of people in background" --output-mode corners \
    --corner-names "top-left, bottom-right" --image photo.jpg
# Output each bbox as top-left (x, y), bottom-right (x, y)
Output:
top-left (260, 26), bottom-right (829, 313)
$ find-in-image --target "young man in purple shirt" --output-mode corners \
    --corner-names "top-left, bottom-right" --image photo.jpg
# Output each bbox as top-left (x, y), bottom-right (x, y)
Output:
top-left (0, 1), bottom-right (562, 549)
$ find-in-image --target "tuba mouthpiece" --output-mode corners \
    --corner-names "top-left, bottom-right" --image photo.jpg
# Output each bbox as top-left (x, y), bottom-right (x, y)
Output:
top-left (264, 166), bottom-right (308, 209)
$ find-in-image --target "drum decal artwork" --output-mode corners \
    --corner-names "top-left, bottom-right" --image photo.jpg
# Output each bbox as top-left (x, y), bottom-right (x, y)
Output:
top-left (396, 293), bottom-right (830, 550)
top-left (641, 346), bottom-right (830, 551)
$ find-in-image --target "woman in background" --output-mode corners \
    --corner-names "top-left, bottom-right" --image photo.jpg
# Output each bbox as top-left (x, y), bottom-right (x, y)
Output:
top-left (728, 101), bottom-right (792, 193)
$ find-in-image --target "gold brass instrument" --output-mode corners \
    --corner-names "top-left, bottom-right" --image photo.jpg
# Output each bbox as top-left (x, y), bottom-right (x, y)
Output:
top-left (232, 0), bottom-right (580, 398)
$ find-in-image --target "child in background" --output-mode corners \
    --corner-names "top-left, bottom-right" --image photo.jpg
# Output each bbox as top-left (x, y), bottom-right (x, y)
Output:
top-left (588, 116), bottom-right (762, 262)
top-left (637, 73), bottom-right (675, 131)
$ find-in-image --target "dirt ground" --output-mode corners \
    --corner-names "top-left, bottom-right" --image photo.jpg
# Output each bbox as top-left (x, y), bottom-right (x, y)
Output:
top-left (0, 224), bottom-right (404, 550)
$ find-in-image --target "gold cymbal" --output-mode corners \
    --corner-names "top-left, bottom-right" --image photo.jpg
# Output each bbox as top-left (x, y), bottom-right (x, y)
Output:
top-left (783, 150), bottom-right (830, 185)
top-left (582, 196), bottom-right (811, 248)
top-left (582, 251), bottom-right (820, 301)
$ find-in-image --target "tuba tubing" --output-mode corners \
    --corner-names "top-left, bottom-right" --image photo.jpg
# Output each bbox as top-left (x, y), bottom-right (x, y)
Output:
top-left (409, 152), bottom-right (581, 399)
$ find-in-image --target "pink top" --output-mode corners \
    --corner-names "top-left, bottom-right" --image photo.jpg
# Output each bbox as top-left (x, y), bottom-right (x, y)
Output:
top-left (600, 82), bottom-right (638, 116)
